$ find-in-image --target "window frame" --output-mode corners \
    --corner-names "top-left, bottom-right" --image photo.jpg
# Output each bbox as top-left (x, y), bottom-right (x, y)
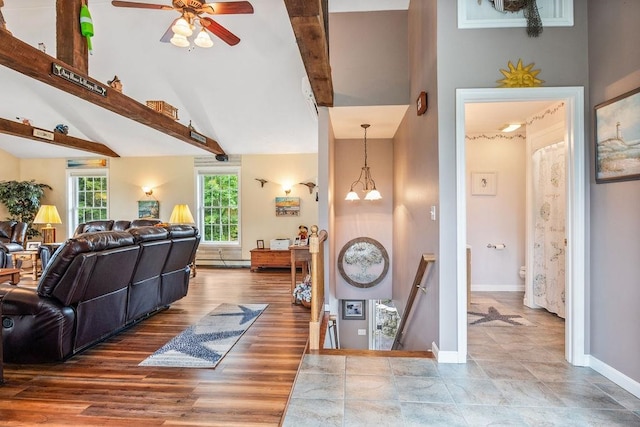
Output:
top-left (195, 165), bottom-right (241, 248)
top-left (67, 168), bottom-right (109, 238)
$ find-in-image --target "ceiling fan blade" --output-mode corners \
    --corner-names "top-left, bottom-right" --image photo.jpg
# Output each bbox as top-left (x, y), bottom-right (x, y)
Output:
top-left (111, 1), bottom-right (174, 10)
top-left (200, 17), bottom-right (241, 46)
top-left (160, 19), bottom-right (178, 43)
top-left (201, 1), bottom-right (254, 15)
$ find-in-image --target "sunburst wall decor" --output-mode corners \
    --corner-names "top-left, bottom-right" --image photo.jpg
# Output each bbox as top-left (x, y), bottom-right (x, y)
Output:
top-left (497, 59), bottom-right (544, 88)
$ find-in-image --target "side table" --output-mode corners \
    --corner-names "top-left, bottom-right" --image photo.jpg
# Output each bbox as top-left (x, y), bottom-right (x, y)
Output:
top-left (0, 268), bottom-right (20, 285)
top-left (11, 251), bottom-right (40, 279)
top-left (289, 245), bottom-right (311, 303)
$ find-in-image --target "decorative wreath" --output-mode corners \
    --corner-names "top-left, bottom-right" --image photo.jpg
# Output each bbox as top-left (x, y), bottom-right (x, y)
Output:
top-left (487, 0), bottom-right (543, 37)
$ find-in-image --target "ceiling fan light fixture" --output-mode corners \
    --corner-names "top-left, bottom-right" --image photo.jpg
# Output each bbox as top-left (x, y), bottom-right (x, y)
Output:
top-left (172, 17), bottom-right (193, 37)
top-left (194, 29), bottom-right (213, 48)
top-left (170, 33), bottom-right (190, 48)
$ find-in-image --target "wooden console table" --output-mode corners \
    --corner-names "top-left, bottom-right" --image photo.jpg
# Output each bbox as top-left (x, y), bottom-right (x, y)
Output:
top-left (250, 248), bottom-right (291, 271)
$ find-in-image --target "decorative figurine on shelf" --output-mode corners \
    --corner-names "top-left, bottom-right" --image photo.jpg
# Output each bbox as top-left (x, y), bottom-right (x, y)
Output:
top-left (297, 225), bottom-right (309, 246)
top-left (54, 124), bottom-right (69, 135)
top-left (16, 117), bottom-right (32, 126)
top-left (107, 75), bottom-right (122, 93)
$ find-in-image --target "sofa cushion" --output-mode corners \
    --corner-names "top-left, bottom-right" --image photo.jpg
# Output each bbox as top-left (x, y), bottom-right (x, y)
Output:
top-left (77, 220), bottom-right (115, 235)
top-left (38, 231), bottom-right (136, 298)
top-left (0, 220), bottom-right (16, 239)
top-left (128, 225), bottom-right (169, 243)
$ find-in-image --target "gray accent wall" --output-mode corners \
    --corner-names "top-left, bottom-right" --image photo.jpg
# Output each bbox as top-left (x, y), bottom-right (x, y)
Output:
top-left (588, 0), bottom-right (640, 383)
top-left (393, 0), bottom-right (590, 352)
top-left (330, 10), bottom-right (410, 107)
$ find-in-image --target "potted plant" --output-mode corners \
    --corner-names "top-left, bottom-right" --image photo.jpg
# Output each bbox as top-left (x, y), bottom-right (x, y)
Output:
top-left (0, 180), bottom-right (52, 239)
top-left (293, 274), bottom-right (312, 307)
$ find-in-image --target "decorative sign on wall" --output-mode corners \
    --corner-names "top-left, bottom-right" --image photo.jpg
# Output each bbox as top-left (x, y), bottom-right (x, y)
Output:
top-left (275, 197), bottom-right (300, 216)
top-left (338, 237), bottom-right (389, 288)
top-left (52, 63), bottom-right (107, 96)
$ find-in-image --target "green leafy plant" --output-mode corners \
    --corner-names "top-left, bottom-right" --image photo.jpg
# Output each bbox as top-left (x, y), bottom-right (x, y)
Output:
top-left (0, 180), bottom-right (53, 238)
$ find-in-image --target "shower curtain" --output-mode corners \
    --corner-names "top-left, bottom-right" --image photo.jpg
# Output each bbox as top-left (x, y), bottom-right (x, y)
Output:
top-left (531, 141), bottom-right (566, 318)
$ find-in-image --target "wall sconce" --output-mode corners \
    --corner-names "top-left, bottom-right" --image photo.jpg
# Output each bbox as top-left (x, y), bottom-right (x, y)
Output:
top-left (142, 186), bottom-right (154, 196)
top-left (282, 183), bottom-right (292, 195)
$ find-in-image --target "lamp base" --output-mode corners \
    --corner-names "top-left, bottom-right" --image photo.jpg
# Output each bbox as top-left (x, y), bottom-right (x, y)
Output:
top-left (41, 227), bottom-right (56, 245)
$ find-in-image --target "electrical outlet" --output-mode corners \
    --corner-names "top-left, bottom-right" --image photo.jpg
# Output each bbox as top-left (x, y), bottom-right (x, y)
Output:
top-left (430, 205), bottom-right (437, 221)
top-left (357, 329), bottom-right (366, 336)
top-left (218, 249), bottom-right (223, 259)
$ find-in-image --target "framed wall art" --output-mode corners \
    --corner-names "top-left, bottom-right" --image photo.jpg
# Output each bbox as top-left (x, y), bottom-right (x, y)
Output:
top-left (138, 200), bottom-right (160, 219)
top-left (275, 197), bottom-right (300, 217)
top-left (342, 300), bottom-right (366, 320)
top-left (595, 87), bottom-right (640, 183)
top-left (471, 172), bottom-right (497, 196)
top-left (458, 0), bottom-right (574, 30)
top-left (338, 237), bottom-right (389, 289)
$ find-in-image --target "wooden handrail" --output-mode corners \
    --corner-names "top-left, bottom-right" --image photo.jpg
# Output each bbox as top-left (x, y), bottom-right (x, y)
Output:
top-left (392, 254), bottom-right (436, 350)
top-left (308, 225), bottom-right (328, 350)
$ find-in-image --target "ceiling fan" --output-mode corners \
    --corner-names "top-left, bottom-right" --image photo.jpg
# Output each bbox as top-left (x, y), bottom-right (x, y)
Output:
top-left (111, 1), bottom-right (254, 47)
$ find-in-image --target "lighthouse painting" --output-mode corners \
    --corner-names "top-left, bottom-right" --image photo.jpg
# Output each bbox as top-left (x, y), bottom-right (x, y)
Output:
top-left (595, 87), bottom-right (640, 183)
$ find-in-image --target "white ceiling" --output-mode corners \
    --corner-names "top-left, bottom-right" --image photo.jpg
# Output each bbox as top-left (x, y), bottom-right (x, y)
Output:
top-left (0, 1), bottom-right (555, 160)
top-left (465, 100), bottom-right (557, 134)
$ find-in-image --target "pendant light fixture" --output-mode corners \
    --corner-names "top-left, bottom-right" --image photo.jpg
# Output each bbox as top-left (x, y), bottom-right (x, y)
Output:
top-left (169, 14), bottom-right (214, 49)
top-left (345, 124), bottom-right (382, 201)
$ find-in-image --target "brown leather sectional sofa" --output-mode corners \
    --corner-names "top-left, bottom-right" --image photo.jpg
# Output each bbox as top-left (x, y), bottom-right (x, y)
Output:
top-left (0, 220), bottom-right (28, 268)
top-left (0, 224), bottom-right (200, 363)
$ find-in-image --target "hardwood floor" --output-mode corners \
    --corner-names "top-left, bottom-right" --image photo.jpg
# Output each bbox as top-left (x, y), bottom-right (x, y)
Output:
top-left (0, 268), bottom-right (311, 426)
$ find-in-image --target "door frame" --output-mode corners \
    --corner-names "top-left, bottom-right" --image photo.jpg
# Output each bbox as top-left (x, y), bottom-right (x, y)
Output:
top-left (455, 87), bottom-right (588, 366)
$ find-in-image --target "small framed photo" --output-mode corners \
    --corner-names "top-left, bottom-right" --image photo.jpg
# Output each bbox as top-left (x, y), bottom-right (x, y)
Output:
top-left (342, 299), bottom-right (366, 320)
top-left (257, 240), bottom-right (265, 249)
top-left (471, 172), bottom-right (497, 196)
top-left (26, 241), bottom-right (42, 251)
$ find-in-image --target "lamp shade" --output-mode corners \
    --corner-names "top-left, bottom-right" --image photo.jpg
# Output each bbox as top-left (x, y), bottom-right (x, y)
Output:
top-left (33, 205), bottom-right (62, 225)
top-left (169, 204), bottom-right (195, 224)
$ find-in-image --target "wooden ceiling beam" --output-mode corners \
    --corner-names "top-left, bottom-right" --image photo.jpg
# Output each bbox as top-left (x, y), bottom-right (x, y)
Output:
top-left (0, 118), bottom-right (120, 157)
top-left (56, 0), bottom-right (88, 74)
top-left (284, 0), bottom-right (333, 107)
top-left (0, 30), bottom-right (226, 156)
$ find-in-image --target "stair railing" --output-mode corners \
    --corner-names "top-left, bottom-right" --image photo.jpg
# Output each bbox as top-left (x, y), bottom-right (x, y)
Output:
top-left (392, 253), bottom-right (436, 350)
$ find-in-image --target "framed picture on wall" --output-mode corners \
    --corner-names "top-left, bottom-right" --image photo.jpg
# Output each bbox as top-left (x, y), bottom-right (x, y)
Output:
top-left (595, 86), bottom-right (640, 183)
top-left (257, 239), bottom-right (265, 249)
top-left (342, 300), bottom-right (365, 320)
top-left (471, 172), bottom-right (497, 196)
top-left (457, 0), bottom-right (574, 30)
top-left (138, 200), bottom-right (160, 219)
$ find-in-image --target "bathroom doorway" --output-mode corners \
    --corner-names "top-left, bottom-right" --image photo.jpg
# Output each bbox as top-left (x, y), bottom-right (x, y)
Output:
top-left (456, 87), bottom-right (587, 367)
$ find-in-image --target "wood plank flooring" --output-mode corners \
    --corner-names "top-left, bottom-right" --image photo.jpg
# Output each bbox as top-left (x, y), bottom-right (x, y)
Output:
top-left (0, 268), bottom-right (311, 426)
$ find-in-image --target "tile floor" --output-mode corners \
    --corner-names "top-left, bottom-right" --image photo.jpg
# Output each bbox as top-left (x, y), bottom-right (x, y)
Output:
top-left (282, 292), bottom-right (640, 426)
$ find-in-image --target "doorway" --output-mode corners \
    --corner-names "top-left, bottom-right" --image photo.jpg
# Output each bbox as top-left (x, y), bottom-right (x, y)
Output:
top-left (455, 87), bottom-right (587, 367)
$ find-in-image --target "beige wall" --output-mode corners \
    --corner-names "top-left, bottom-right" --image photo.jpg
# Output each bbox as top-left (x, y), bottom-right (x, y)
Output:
top-left (14, 153), bottom-right (318, 263)
top-left (240, 154), bottom-right (318, 260)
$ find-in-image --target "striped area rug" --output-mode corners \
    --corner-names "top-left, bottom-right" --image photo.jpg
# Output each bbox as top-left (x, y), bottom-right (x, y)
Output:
top-left (139, 303), bottom-right (268, 368)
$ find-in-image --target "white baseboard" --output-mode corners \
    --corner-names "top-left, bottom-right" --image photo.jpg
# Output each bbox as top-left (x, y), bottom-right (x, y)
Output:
top-left (471, 284), bottom-right (525, 292)
top-left (588, 355), bottom-right (640, 399)
top-left (432, 342), bottom-right (466, 363)
top-left (196, 260), bottom-right (250, 268)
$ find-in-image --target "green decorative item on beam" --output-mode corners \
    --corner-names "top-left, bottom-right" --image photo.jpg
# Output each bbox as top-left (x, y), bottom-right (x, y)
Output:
top-left (80, 2), bottom-right (94, 55)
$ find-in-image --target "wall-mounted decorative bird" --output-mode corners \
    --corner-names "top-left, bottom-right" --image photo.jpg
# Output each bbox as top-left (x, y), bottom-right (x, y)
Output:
top-left (299, 182), bottom-right (317, 194)
top-left (255, 178), bottom-right (268, 187)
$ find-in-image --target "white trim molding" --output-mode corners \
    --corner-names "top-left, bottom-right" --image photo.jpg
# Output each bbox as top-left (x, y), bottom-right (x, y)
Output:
top-left (589, 356), bottom-right (640, 399)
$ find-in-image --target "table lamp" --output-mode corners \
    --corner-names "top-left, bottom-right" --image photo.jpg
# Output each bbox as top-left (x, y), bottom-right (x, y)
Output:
top-left (169, 204), bottom-right (195, 224)
top-left (34, 204), bottom-right (62, 244)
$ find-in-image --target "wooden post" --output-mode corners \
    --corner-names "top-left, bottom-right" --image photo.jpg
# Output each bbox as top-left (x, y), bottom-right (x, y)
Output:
top-left (308, 225), bottom-right (320, 348)
top-left (57, 0), bottom-right (88, 74)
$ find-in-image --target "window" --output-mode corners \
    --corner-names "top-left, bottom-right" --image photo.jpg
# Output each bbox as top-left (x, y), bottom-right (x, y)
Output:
top-left (68, 171), bottom-right (108, 234)
top-left (197, 168), bottom-right (240, 245)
